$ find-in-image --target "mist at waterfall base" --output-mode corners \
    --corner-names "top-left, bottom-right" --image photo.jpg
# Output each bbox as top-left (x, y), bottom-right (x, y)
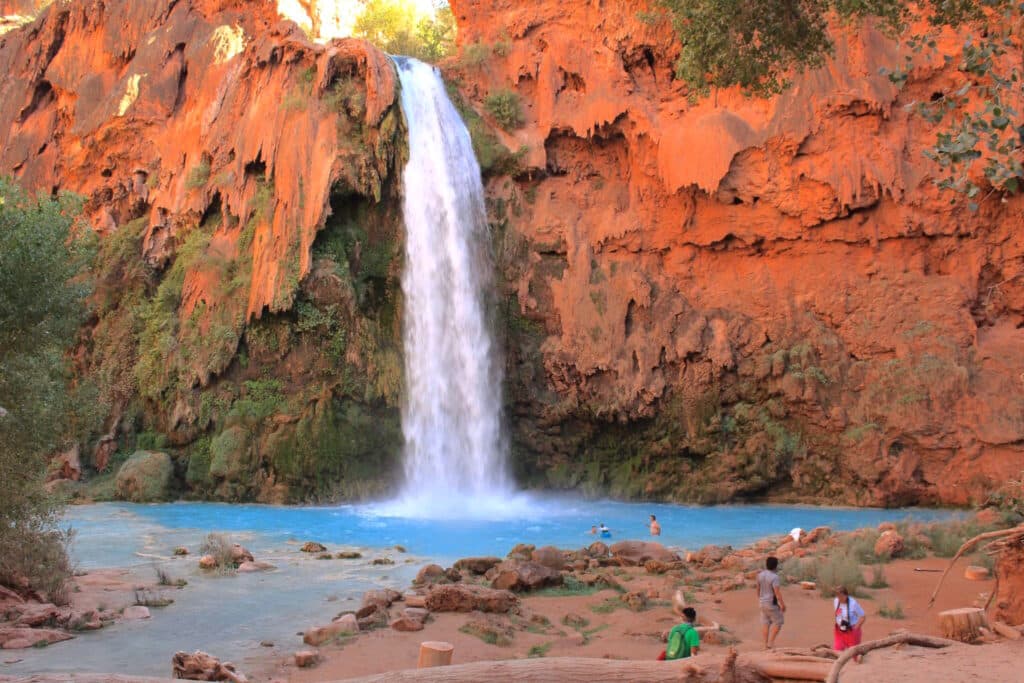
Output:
top-left (384, 56), bottom-right (530, 519)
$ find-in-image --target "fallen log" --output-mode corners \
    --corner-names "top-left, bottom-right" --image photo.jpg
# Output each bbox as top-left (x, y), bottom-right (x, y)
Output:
top-left (824, 633), bottom-right (960, 683)
top-left (347, 653), bottom-right (833, 682)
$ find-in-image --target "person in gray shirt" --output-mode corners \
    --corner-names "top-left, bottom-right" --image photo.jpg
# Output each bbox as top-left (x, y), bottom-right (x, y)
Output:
top-left (756, 556), bottom-right (786, 649)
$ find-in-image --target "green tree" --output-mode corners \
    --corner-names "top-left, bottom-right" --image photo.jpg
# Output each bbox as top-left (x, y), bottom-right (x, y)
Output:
top-left (0, 178), bottom-right (94, 600)
top-left (655, 0), bottom-right (1023, 202)
top-left (353, 0), bottom-right (455, 62)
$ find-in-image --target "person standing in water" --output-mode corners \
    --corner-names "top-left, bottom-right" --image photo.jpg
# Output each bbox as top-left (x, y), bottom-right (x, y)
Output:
top-left (756, 556), bottom-right (786, 649)
top-left (650, 514), bottom-right (661, 536)
top-left (599, 523), bottom-right (611, 537)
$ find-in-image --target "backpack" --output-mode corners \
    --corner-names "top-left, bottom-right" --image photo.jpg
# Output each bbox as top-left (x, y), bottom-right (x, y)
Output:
top-left (666, 623), bottom-right (693, 659)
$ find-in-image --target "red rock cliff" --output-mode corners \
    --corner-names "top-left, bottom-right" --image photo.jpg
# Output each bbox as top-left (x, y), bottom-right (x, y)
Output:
top-left (0, 0), bottom-right (408, 502)
top-left (449, 0), bottom-right (1024, 505)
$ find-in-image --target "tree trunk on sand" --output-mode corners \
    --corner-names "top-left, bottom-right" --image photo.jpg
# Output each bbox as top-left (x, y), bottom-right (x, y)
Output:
top-left (994, 544), bottom-right (1024, 626)
top-left (417, 641), bottom-right (454, 668)
top-left (939, 607), bottom-right (988, 642)
top-left (349, 654), bottom-right (832, 682)
top-left (825, 633), bottom-right (959, 683)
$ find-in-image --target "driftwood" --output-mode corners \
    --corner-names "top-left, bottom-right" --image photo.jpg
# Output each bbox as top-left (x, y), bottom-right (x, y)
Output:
top-left (347, 653), bottom-right (835, 683)
top-left (927, 524), bottom-right (1024, 610)
top-left (824, 633), bottom-right (960, 683)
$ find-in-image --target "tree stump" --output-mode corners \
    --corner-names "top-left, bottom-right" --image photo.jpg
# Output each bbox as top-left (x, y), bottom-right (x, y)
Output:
top-left (963, 565), bottom-right (990, 581)
top-left (417, 641), bottom-right (454, 668)
top-left (939, 607), bottom-right (988, 642)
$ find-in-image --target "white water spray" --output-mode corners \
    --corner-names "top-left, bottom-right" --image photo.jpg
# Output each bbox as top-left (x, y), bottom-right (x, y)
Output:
top-left (388, 57), bottom-right (516, 517)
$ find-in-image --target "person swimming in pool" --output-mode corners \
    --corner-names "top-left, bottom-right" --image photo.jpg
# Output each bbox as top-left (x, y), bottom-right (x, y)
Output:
top-left (599, 523), bottom-right (611, 537)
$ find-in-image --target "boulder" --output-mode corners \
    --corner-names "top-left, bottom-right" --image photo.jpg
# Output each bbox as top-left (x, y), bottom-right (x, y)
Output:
top-left (198, 555), bottom-right (218, 570)
top-left (425, 584), bottom-right (518, 613)
top-left (171, 651), bottom-right (247, 682)
top-left (490, 560), bottom-right (563, 592)
top-left (372, 557), bottom-right (395, 565)
top-left (453, 556), bottom-right (501, 574)
top-left (362, 589), bottom-right (401, 609)
top-left (445, 567), bottom-right (462, 582)
top-left (874, 530), bottom-right (905, 559)
top-left (587, 541), bottom-right (609, 558)
top-left (390, 616), bottom-right (424, 631)
top-left (237, 561), bottom-right (275, 572)
top-left (301, 541), bottom-right (327, 553)
top-left (294, 650), bottom-right (319, 668)
top-left (414, 564), bottom-right (448, 586)
top-left (621, 590), bottom-right (648, 611)
top-left (805, 526), bottom-right (832, 544)
top-left (174, 546), bottom-right (189, 556)
top-left (0, 627), bottom-right (73, 648)
top-left (230, 544), bottom-right (254, 564)
top-left (531, 546), bottom-right (567, 570)
top-left (403, 607), bottom-right (430, 622)
top-left (122, 606), bottom-right (151, 620)
top-left (610, 541), bottom-right (679, 566)
top-left (507, 543), bottom-right (535, 561)
top-left (114, 451), bottom-right (173, 502)
top-left (336, 551), bottom-right (362, 559)
top-left (644, 559), bottom-right (679, 574)
top-left (15, 603), bottom-right (60, 627)
top-left (304, 614), bottom-right (358, 646)
top-left (67, 609), bottom-right (103, 631)
top-left (878, 522), bottom-right (898, 532)
top-left (689, 544), bottom-right (731, 567)
top-left (404, 594), bottom-right (427, 608)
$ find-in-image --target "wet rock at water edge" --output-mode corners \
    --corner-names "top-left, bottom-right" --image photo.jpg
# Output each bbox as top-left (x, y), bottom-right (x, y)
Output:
top-left (301, 541), bottom-right (327, 553)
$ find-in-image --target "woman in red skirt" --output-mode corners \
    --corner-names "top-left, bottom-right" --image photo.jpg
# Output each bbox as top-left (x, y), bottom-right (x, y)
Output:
top-left (833, 586), bottom-right (866, 659)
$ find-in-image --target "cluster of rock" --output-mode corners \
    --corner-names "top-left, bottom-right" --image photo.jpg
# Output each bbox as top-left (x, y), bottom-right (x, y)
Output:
top-left (0, 585), bottom-right (105, 650)
top-left (172, 650), bottom-right (247, 682)
top-left (196, 542), bottom-right (274, 573)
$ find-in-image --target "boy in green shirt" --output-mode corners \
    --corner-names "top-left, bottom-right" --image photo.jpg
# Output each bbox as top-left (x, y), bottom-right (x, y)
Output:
top-left (659, 607), bottom-right (701, 660)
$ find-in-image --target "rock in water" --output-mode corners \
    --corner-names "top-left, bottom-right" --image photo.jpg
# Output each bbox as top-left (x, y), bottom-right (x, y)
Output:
top-left (171, 651), bottom-right (248, 682)
top-left (122, 606), bottom-right (151, 620)
top-left (301, 541), bottom-right (327, 553)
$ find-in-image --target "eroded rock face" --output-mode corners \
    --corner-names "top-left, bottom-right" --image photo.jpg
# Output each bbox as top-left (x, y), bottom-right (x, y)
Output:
top-left (448, 0), bottom-right (1024, 506)
top-left (0, 0), bottom-right (407, 503)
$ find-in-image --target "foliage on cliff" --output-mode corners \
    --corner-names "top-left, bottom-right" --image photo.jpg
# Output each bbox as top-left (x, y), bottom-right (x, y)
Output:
top-left (0, 178), bottom-right (92, 599)
top-left (656, 0), bottom-right (1023, 199)
top-left (354, 0), bottom-right (455, 62)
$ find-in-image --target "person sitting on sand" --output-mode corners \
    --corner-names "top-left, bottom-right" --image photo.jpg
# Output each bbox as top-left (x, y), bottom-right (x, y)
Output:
top-left (756, 556), bottom-right (786, 649)
top-left (657, 606), bottom-right (700, 660)
top-left (833, 586), bottom-right (866, 658)
top-left (650, 514), bottom-right (661, 536)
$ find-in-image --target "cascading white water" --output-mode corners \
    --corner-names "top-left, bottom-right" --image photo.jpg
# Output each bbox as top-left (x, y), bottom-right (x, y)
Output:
top-left (391, 57), bottom-right (512, 516)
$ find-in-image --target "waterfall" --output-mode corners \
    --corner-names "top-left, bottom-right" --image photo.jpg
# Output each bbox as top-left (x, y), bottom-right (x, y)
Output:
top-left (391, 57), bottom-right (511, 515)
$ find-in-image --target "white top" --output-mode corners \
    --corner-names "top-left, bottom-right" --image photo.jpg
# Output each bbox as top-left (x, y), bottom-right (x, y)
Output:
top-left (834, 597), bottom-right (865, 627)
top-left (789, 527), bottom-right (803, 542)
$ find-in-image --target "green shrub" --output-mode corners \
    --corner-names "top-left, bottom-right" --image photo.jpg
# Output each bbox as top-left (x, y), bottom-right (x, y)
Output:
top-left (878, 602), bottom-right (905, 619)
top-left (868, 563), bottom-right (889, 589)
top-left (198, 533), bottom-right (236, 573)
top-left (485, 89), bottom-right (524, 130)
top-left (0, 178), bottom-right (92, 600)
top-left (815, 551), bottom-right (865, 598)
top-left (185, 160), bottom-right (211, 190)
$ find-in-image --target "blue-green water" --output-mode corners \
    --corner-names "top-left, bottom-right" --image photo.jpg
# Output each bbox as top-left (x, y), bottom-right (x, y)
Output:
top-left (3, 499), bottom-right (960, 678)
top-left (67, 498), bottom-right (961, 568)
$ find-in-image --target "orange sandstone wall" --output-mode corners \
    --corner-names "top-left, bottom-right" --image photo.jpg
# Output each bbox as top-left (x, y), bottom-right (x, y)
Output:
top-left (449, 0), bottom-right (1024, 505)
